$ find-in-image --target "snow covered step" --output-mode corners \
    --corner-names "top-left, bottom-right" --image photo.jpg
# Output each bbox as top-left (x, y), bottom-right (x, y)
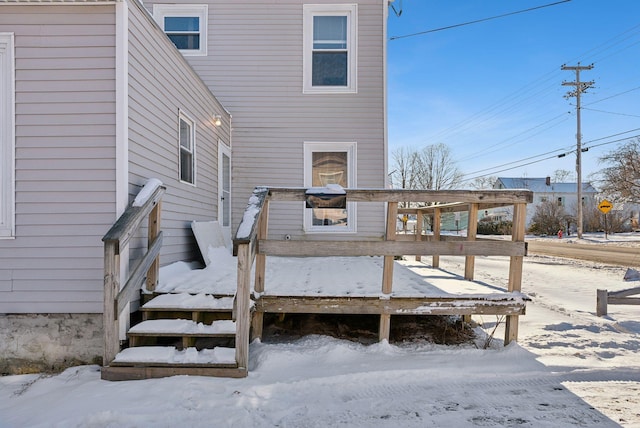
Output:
top-left (142, 293), bottom-right (235, 311)
top-left (141, 293), bottom-right (238, 322)
top-left (112, 346), bottom-right (236, 366)
top-left (128, 319), bottom-right (236, 348)
top-left (102, 346), bottom-right (247, 380)
top-left (129, 319), bottom-right (236, 336)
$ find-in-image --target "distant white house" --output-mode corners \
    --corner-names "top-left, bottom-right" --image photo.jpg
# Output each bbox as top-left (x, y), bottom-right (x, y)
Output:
top-left (492, 177), bottom-right (598, 228)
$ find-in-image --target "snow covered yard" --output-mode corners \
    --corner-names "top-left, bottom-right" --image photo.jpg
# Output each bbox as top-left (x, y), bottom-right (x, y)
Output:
top-left (1, 241), bottom-right (639, 427)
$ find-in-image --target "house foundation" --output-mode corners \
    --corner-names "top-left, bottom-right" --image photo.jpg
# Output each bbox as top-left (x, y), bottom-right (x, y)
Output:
top-left (0, 314), bottom-right (102, 375)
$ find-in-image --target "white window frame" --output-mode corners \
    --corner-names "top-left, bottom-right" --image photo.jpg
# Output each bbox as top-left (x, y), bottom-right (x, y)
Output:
top-left (153, 4), bottom-right (208, 56)
top-left (178, 111), bottom-right (196, 186)
top-left (218, 140), bottom-right (231, 230)
top-left (0, 33), bottom-right (15, 239)
top-left (304, 142), bottom-right (357, 233)
top-left (303, 4), bottom-right (357, 94)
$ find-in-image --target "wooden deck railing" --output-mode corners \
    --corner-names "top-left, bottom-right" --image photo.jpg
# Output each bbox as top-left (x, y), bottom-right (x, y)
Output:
top-left (102, 185), bottom-right (166, 365)
top-left (233, 187), bottom-right (532, 367)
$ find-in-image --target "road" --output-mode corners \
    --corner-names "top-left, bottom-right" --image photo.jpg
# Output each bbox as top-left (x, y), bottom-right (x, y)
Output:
top-left (527, 240), bottom-right (640, 267)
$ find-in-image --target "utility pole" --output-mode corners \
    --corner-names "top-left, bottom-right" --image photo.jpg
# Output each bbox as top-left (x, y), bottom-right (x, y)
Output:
top-left (562, 63), bottom-right (594, 239)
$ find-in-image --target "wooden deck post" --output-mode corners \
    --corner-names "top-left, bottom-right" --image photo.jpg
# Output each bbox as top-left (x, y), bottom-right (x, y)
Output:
top-left (252, 200), bottom-right (269, 341)
top-left (254, 200), bottom-right (269, 293)
top-left (103, 241), bottom-right (121, 365)
top-left (505, 202), bottom-right (526, 344)
top-left (464, 203), bottom-right (478, 280)
top-left (596, 289), bottom-right (608, 316)
top-left (235, 243), bottom-right (252, 370)
top-left (415, 209), bottom-right (423, 262)
top-left (380, 201), bottom-right (398, 341)
top-left (432, 208), bottom-right (441, 268)
top-left (145, 200), bottom-right (162, 292)
top-left (382, 201), bottom-right (398, 294)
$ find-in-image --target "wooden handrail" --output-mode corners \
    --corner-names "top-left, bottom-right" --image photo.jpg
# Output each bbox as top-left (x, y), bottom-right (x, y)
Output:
top-left (257, 240), bottom-right (526, 257)
top-left (115, 231), bottom-right (164, 316)
top-left (103, 186), bottom-right (166, 250)
top-left (102, 185), bottom-right (166, 365)
top-left (266, 188), bottom-right (533, 204)
top-left (233, 187), bottom-right (269, 254)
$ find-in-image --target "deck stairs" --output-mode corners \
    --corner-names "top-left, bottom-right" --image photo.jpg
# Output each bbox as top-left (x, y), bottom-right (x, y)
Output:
top-left (101, 292), bottom-right (248, 380)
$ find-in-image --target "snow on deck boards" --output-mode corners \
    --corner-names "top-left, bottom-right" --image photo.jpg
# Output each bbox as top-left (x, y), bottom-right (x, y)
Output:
top-left (142, 293), bottom-right (234, 311)
top-left (128, 319), bottom-right (235, 335)
top-left (158, 256), bottom-right (520, 299)
top-left (112, 346), bottom-right (236, 365)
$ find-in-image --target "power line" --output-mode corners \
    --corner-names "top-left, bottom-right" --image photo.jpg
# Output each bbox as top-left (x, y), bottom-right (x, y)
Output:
top-left (462, 129), bottom-right (640, 182)
top-left (390, 0), bottom-right (571, 40)
top-left (411, 23), bottom-right (639, 156)
top-left (464, 154), bottom-right (561, 182)
top-left (456, 112), bottom-right (571, 163)
top-left (584, 86), bottom-right (640, 106)
top-left (581, 107), bottom-right (640, 118)
top-left (461, 145), bottom-right (573, 177)
top-left (583, 128), bottom-right (640, 144)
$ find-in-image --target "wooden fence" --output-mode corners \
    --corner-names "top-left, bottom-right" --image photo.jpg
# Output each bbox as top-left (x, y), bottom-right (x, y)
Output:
top-left (596, 286), bottom-right (640, 316)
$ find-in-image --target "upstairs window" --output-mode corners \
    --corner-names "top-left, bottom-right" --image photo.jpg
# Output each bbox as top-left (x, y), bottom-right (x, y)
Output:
top-left (303, 4), bottom-right (357, 93)
top-left (179, 112), bottom-right (196, 185)
top-left (153, 5), bottom-right (208, 56)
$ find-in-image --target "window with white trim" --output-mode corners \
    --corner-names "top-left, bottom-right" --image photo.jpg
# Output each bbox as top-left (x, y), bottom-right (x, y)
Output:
top-left (304, 142), bottom-right (356, 232)
top-left (153, 4), bottom-right (208, 56)
top-left (179, 112), bottom-right (196, 185)
top-left (0, 33), bottom-right (15, 238)
top-left (303, 4), bottom-right (357, 93)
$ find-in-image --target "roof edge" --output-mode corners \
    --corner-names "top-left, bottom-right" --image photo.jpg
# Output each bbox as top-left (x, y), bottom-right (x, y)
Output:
top-left (0, 0), bottom-right (120, 4)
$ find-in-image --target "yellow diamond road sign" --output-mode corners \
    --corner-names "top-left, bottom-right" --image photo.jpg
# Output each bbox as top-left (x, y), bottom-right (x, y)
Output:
top-left (598, 199), bottom-right (613, 214)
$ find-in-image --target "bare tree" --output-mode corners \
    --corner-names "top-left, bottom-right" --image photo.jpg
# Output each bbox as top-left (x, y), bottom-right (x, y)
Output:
top-left (597, 138), bottom-right (640, 203)
top-left (529, 200), bottom-right (567, 235)
top-left (469, 176), bottom-right (497, 190)
top-left (390, 146), bottom-right (416, 190)
top-left (390, 144), bottom-right (463, 191)
top-left (552, 169), bottom-right (575, 183)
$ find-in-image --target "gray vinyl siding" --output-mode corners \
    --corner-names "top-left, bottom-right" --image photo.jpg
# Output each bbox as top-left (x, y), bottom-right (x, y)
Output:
top-left (128, 0), bottom-right (230, 265)
top-left (0, 5), bottom-right (117, 313)
top-left (145, 0), bottom-right (387, 240)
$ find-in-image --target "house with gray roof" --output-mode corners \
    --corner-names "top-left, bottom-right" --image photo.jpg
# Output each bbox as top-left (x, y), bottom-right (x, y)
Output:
top-left (493, 177), bottom-right (598, 228)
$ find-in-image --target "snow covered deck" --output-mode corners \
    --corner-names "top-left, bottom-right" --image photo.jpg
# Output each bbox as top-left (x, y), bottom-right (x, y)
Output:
top-left (157, 253), bottom-right (528, 315)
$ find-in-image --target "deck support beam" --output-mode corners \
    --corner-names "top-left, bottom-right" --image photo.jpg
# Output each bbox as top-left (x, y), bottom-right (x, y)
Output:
top-left (432, 208), bottom-right (441, 268)
top-left (380, 201), bottom-right (398, 341)
top-left (236, 243), bottom-right (252, 370)
top-left (505, 202), bottom-right (527, 344)
top-left (464, 203), bottom-right (478, 280)
top-left (252, 200), bottom-right (269, 341)
top-left (415, 210), bottom-right (423, 262)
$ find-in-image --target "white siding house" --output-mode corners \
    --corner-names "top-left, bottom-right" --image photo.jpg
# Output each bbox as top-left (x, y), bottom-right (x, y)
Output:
top-left (0, 0), bottom-right (230, 373)
top-left (144, 0), bottom-right (389, 240)
top-left (493, 177), bottom-right (598, 227)
top-left (0, 0), bottom-right (390, 373)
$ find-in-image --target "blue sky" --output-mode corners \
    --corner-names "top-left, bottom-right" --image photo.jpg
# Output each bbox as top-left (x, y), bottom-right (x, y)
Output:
top-left (387, 0), bottom-right (640, 186)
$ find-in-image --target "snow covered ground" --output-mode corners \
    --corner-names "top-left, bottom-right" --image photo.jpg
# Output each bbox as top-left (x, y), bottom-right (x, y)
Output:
top-left (1, 234), bottom-right (639, 427)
